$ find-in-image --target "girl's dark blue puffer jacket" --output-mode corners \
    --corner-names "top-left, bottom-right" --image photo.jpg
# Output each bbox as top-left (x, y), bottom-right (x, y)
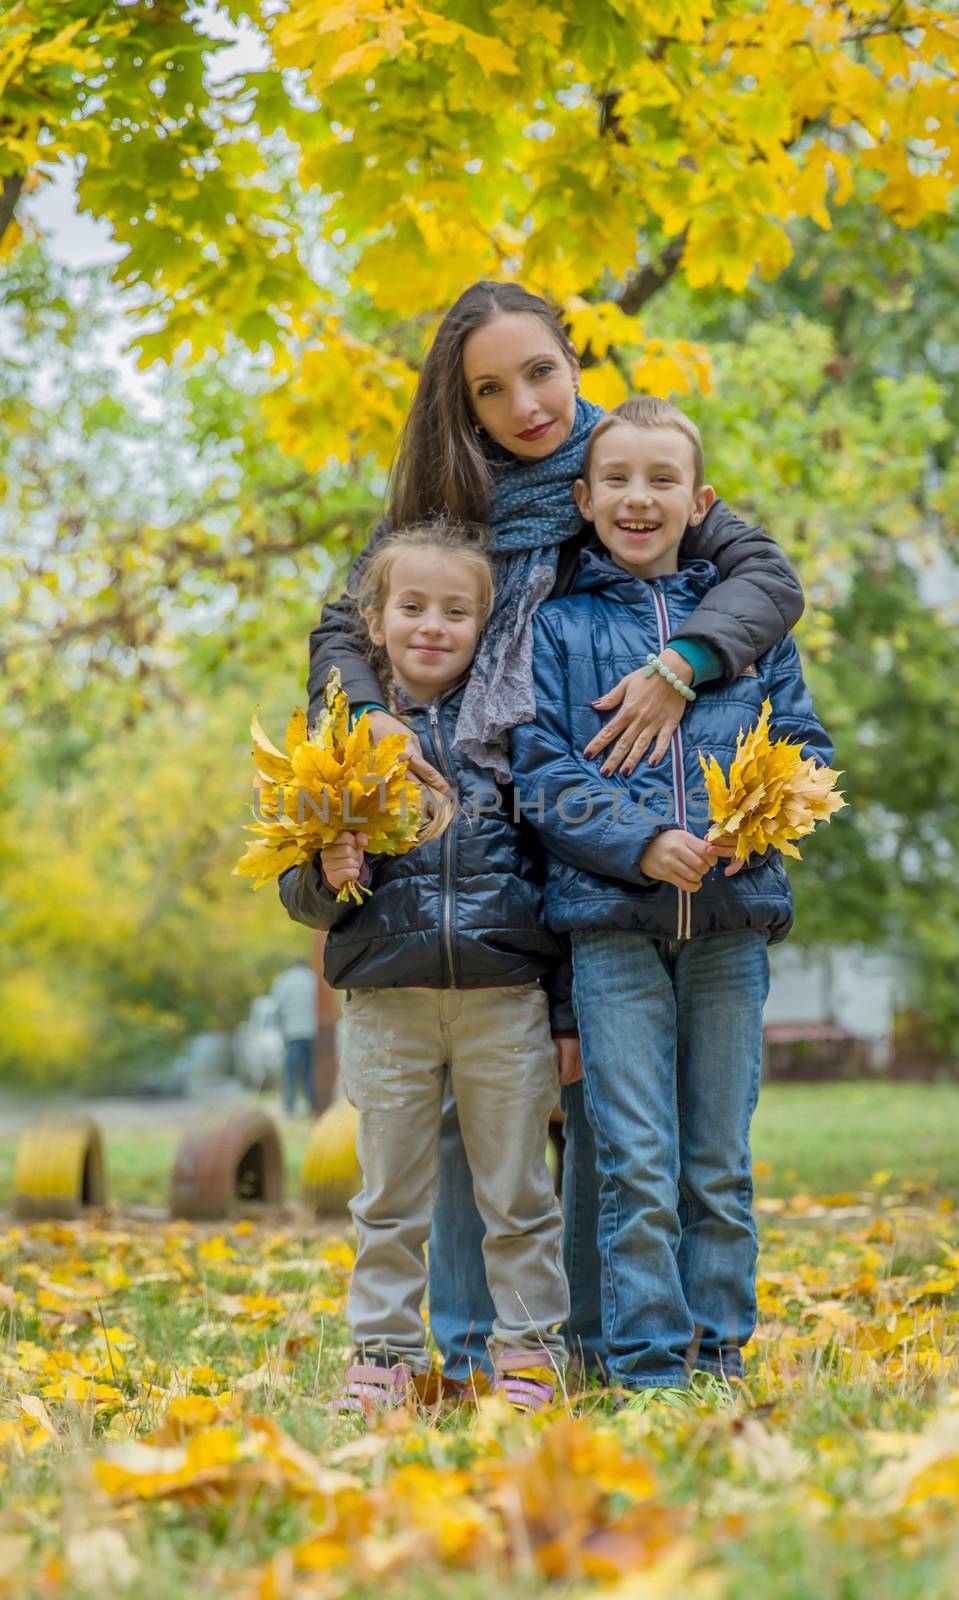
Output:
top-left (509, 549), bottom-right (834, 945)
top-left (278, 683), bottom-right (573, 1025)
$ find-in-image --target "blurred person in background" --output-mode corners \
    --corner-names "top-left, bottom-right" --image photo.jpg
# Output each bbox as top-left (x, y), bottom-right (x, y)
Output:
top-left (271, 958), bottom-right (318, 1115)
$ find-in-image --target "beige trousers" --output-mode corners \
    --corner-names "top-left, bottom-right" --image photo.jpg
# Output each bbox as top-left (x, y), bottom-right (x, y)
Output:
top-left (340, 982), bottom-right (569, 1371)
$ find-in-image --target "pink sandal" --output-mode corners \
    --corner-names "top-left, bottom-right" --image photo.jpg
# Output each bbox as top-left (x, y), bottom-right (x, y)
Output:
top-left (331, 1361), bottom-right (414, 1415)
top-left (493, 1350), bottom-right (561, 1414)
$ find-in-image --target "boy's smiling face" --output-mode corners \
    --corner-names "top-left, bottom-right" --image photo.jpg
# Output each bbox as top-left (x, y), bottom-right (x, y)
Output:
top-left (574, 422), bottom-right (715, 579)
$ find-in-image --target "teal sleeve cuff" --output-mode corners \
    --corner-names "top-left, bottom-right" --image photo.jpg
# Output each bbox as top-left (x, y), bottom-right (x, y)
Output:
top-left (350, 701), bottom-right (388, 726)
top-left (667, 638), bottom-right (723, 687)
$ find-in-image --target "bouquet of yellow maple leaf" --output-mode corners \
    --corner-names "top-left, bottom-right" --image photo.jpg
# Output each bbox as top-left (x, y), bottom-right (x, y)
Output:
top-left (234, 668), bottom-right (452, 902)
top-left (699, 699), bottom-right (845, 862)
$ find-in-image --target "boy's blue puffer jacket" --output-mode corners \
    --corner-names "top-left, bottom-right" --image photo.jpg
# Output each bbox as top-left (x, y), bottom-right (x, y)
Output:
top-left (509, 549), bottom-right (834, 945)
top-left (278, 682), bottom-right (573, 1025)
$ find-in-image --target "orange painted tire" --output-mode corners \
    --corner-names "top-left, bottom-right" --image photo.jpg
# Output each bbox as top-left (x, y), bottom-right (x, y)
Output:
top-left (170, 1109), bottom-right (284, 1221)
top-left (13, 1116), bottom-right (108, 1221)
top-left (301, 1100), bottom-right (361, 1216)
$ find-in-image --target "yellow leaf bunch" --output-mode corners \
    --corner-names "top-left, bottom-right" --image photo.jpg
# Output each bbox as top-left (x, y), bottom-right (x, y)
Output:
top-left (699, 699), bottom-right (845, 862)
top-left (234, 669), bottom-right (450, 899)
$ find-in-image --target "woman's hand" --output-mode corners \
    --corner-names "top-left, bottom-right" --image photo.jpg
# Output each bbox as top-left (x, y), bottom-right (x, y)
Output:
top-left (584, 649), bottom-right (694, 776)
top-left (554, 1034), bottom-right (583, 1086)
top-left (367, 710), bottom-right (451, 796)
top-left (320, 831), bottom-right (368, 893)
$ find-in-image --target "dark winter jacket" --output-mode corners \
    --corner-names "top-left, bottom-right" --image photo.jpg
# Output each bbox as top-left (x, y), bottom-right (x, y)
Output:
top-left (307, 502), bottom-right (804, 724)
top-left (509, 549), bottom-right (834, 945)
top-left (278, 683), bottom-right (574, 1028)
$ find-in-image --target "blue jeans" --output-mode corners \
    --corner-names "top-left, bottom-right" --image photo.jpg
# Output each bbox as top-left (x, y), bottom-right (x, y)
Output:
top-left (571, 930), bottom-right (769, 1390)
top-left (282, 1038), bottom-right (316, 1114)
top-left (428, 1076), bottom-right (604, 1379)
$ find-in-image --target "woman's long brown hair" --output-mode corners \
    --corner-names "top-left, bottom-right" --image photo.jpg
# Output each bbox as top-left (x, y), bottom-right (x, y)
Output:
top-left (388, 281), bottom-right (578, 528)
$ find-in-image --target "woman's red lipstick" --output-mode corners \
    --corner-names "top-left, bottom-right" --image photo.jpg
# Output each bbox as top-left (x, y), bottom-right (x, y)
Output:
top-left (517, 419), bottom-right (554, 442)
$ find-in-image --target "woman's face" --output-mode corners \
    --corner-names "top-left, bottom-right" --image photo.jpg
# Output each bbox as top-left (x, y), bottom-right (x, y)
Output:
top-left (462, 312), bottom-right (578, 461)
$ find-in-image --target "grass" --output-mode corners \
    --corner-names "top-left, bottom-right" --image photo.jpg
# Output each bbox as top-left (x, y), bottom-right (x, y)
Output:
top-left (751, 1080), bottom-right (959, 1197)
top-left (1, 1082), bottom-right (958, 1598)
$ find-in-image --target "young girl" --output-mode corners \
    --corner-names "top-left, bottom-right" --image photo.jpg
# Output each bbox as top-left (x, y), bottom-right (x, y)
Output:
top-left (281, 517), bottom-right (574, 1414)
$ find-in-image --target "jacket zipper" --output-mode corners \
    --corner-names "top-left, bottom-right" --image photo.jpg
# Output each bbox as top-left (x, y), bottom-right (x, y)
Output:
top-left (427, 699), bottom-right (459, 985)
top-left (651, 583), bottom-right (691, 940)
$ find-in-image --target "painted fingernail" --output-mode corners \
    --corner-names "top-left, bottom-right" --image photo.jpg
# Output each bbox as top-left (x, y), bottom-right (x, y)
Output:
top-left (601, 766), bottom-right (612, 778)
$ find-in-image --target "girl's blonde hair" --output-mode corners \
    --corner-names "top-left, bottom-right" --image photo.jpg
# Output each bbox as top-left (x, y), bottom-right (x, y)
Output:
top-left (356, 516), bottom-right (496, 640)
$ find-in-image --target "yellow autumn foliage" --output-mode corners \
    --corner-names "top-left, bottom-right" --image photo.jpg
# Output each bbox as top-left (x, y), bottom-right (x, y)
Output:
top-left (235, 668), bottom-right (450, 899)
top-left (700, 699), bottom-right (845, 861)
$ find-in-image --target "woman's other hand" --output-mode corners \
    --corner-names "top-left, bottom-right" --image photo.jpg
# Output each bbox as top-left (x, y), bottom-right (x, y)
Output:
top-left (554, 1034), bottom-right (583, 1086)
top-left (585, 648), bottom-right (694, 776)
top-left (367, 710), bottom-right (451, 796)
top-left (320, 832), bottom-right (368, 893)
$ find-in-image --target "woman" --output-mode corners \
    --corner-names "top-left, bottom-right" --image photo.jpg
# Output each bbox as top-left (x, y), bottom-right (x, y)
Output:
top-left (308, 282), bottom-right (803, 1381)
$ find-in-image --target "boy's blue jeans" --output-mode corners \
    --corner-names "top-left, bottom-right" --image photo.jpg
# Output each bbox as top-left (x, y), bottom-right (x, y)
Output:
top-left (570, 929), bottom-right (769, 1390)
top-left (428, 1077), bottom-right (604, 1378)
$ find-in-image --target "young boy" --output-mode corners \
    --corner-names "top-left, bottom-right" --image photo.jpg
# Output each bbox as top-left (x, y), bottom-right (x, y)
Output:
top-left (510, 396), bottom-right (833, 1404)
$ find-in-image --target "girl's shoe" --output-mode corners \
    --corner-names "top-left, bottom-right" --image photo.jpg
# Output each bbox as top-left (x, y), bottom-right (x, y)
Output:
top-left (331, 1361), bottom-right (414, 1415)
top-left (492, 1350), bottom-right (561, 1414)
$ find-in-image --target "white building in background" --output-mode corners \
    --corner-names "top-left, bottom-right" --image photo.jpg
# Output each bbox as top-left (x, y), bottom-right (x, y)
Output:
top-left (765, 944), bottom-right (909, 1068)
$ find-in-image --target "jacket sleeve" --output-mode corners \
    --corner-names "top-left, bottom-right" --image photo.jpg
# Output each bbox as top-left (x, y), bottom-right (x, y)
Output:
top-left (510, 613), bottom-right (667, 887)
top-left (278, 858), bottom-right (373, 932)
top-left (672, 500), bottom-right (805, 679)
top-left (307, 515), bottom-right (393, 723)
top-left (543, 943), bottom-right (577, 1034)
top-left (764, 637), bottom-right (835, 767)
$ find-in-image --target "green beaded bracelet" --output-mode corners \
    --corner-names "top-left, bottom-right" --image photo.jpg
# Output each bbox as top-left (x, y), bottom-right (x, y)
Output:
top-left (643, 653), bottom-right (697, 702)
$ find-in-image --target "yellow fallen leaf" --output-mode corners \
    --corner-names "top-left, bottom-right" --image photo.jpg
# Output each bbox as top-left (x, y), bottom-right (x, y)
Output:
top-left (235, 667), bottom-right (452, 892)
top-left (699, 699), bottom-right (844, 860)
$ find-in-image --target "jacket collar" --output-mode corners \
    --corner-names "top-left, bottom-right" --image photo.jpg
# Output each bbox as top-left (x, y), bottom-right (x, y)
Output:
top-left (394, 677), bottom-right (468, 717)
top-left (572, 542), bottom-right (719, 604)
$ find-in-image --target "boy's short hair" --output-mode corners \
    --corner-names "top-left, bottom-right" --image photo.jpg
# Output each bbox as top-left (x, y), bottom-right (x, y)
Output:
top-left (582, 396), bottom-right (706, 489)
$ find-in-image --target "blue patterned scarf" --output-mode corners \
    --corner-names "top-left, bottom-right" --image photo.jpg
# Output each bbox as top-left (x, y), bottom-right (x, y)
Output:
top-left (454, 395), bottom-right (605, 779)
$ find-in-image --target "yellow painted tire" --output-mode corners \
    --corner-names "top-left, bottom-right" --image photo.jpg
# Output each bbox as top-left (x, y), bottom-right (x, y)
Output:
top-left (301, 1100), bottom-right (361, 1216)
top-left (13, 1116), bottom-right (108, 1221)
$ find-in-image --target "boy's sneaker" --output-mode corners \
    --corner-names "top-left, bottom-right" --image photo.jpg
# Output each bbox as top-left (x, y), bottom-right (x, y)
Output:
top-left (330, 1360), bottom-right (414, 1416)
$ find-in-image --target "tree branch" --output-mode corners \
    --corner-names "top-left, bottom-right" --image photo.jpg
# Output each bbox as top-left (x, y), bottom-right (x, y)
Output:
top-left (0, 172), bottom-right (24, 249)
top-left (617, 231), bottom-right (689, 315)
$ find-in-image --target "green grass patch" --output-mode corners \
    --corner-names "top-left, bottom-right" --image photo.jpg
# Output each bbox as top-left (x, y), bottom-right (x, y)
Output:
top-left (751, 1081), bottom-right (959, 1198)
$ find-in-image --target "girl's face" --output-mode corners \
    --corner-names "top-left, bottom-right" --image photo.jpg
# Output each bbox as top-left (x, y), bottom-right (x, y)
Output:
top-left (365, 548), bottom-right (488, 704)
top-left (462, 312), bottom-right (578, 461)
